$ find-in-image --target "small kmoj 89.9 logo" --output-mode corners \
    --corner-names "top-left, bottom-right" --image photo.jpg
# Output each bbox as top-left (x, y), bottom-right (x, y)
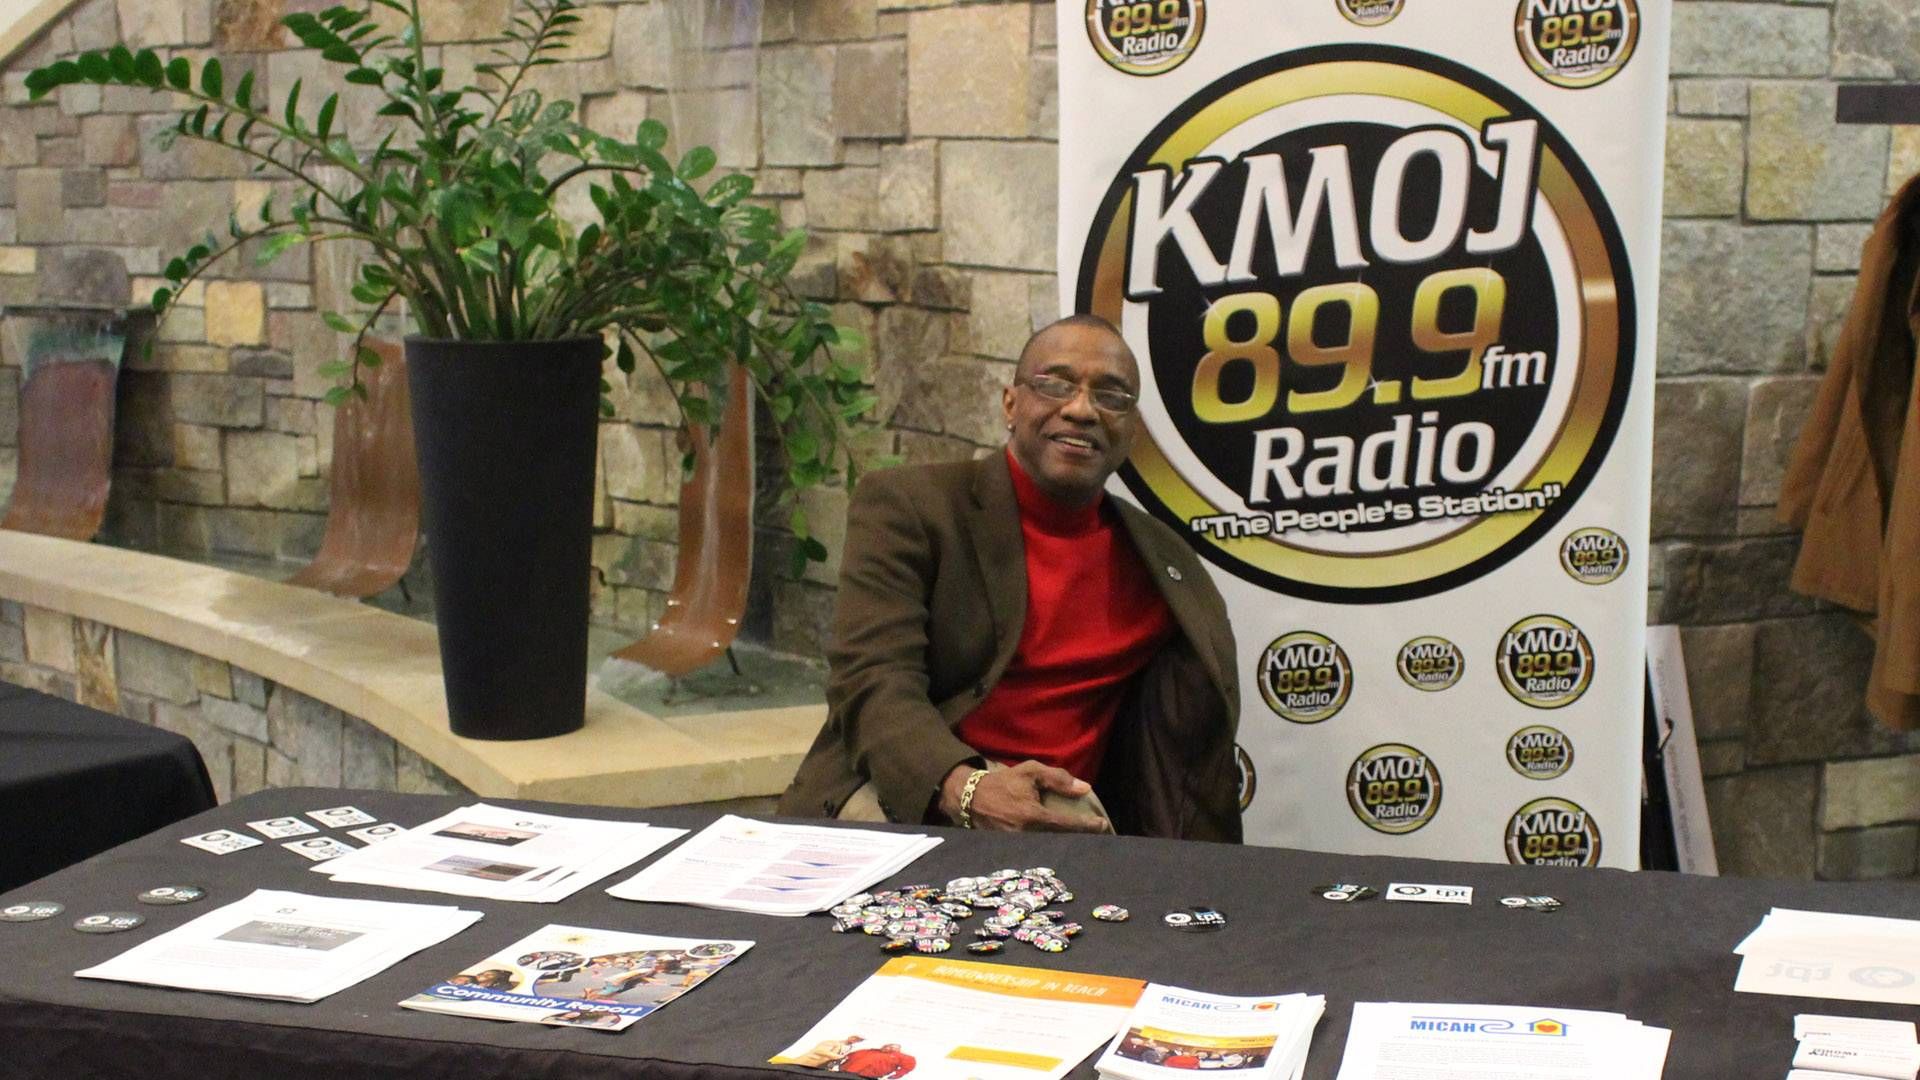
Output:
top-left (1559, 526), bottom-right (1627, 584)
top-left (1504, 797), bottom-right (1601, 866)
top-left (1257, 630), bottom-right (1352, 723)
top-left (1336, 0), bottom-right (1405, 26)
top-left (1085, 0), bottom-right (1204, 76)
top-left (1347, 743), bottom-right (1442, 834)
top-left (1514, 0), bottom-right (1639, 89)
top-left (1496, 614), bottom-right (1594, 708)
top-left (1396, 635), bottom-right (1463, 692)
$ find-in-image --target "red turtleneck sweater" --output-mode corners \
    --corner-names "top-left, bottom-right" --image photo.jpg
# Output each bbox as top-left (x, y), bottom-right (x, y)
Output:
top-left (954, 452), bottom-right (1177, 782)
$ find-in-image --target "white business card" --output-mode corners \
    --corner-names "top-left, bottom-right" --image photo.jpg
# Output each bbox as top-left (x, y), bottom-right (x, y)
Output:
top-left (1795, 1014), bottom-right (1919, 1046)
top-left (282, 836), bottom-right (357, 862)
top-left (247, 816), bottom-right (319, 839)
top-left (306, 805), bottom-right (376, 828)
top-left (1384, 883), bottom-right (1474, 905)
top-left (1794, 1037), bottom-right (1920, 1080)
top-left (180, 830), bottom-right (263, 855)
top-left (347, 823), bottom-right (404, 845)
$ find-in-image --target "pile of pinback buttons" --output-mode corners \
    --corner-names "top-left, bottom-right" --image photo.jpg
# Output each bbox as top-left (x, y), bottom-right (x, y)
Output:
top-left (828, 867), bottom-right (1091, 956)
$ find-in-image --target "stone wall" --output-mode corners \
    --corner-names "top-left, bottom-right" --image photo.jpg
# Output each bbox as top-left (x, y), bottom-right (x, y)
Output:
top-left (0, 598), bottom-right (469, 800)
top-left (1654, 2), bottom-right (1920, 881)
top-left (1, 0), bottom-right (1917, 877)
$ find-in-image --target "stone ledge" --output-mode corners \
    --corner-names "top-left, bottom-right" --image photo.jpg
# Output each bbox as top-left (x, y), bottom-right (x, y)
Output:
top-left (0, 529), bottom-right (823, 806)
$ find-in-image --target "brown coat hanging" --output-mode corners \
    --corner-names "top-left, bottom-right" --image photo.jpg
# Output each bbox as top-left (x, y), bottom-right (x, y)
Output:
top-left (1778, 173), bottom-right (1920, 731)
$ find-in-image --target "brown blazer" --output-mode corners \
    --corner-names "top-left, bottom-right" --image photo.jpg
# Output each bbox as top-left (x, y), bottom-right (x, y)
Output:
top-left (778, 453), bottom-right (1244, 841)
top-left (1778, 173), bottom-right (1920, 731)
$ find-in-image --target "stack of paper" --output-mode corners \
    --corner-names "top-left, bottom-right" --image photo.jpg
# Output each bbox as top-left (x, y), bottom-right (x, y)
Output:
top-left (606, 815), bottom-right (940, 915)
top-left (75, 889), bottom-right (481, 1003)
top-left (315, 803), bottom-right (686, 903)
top-left (401, 923), bottom-right (753, 1032)
top-left (1735, 908), bottom-right (1920, 1008)
top-left (771, 957), bottom-right (1145, 1080)
top-left (1787, 1013), bottom-right (1920, 1079)
top-left (1095, 984), bottom-right (1325, 1080)
top-left (1334, 1002), bottom-right (1670, 1079)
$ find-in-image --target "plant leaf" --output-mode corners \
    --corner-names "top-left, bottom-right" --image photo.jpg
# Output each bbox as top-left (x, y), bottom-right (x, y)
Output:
top-left (77, 52), bottom-right (111, 82)
top-left (255, 231), bottom-right (306, 265)
top-left (200, 57), bottom-right (222, 98)
top-left (316, 93), bottom-right (338, 138)
top-left (133, 49), bottom-right (163, 87)
top-left (233, 69), bottom-right (254, 109)
top-left (677, 145), bottom-right (716, 181)
top-left (107, 45), bottom-right (136, 82)
top-left (322, 311), bottom-right (357, 334)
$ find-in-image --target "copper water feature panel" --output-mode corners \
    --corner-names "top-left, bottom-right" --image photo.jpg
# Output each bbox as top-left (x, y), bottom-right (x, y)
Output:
top-left (286, 338), bottom-right (422, 599)
top-left (610, 362), bottom-right (755, 678)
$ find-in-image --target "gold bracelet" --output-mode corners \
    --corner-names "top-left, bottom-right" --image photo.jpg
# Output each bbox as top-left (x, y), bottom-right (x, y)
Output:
top-left (957, 768), bottom-right (989, 829)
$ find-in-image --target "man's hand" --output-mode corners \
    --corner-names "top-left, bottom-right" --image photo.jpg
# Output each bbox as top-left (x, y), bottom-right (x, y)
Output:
top-left (938, 761), bottom-right (1110, 833)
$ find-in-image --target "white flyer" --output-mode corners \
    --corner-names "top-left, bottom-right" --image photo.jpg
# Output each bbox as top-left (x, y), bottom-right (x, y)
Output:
top-left (75, 889), bottom-right (481, 1002)
top-left (1096, 984), bottom-right (1325, 1080)
top-left (1335, 1002), bottom-right (1670, 1080)
top-left (608, 815), bottom-right (939, 916)
top-left (772, 958), bottom-right (1144, 1080)
top-left (1735, 909), bottom-right (1920, 1007)
top-left (316, 803), bottom-right (685, 903)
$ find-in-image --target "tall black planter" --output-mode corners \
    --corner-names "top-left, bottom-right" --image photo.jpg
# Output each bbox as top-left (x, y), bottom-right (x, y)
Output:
top-left (405, 337), bottom-right (602, 740)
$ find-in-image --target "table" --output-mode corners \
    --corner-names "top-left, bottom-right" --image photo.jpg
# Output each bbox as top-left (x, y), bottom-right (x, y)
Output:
top-left (0, 680), bottom-right (215, 893)
top-left (1, 788), bottom-right (1915, 1080)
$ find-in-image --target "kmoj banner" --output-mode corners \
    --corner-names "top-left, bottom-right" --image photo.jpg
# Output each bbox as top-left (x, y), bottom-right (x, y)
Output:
top-left (1059, 0), bottom-right (1669, 866)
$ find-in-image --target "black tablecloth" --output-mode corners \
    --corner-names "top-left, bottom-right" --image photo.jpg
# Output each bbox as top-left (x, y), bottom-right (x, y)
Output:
top-left (2, 787), bottom-right (1916, 1080)
top-left (0, 681), bottom-right (216, 893)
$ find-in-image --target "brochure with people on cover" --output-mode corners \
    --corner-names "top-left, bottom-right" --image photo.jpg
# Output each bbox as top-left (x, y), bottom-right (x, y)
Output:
top-left (400, 924), bottom-right (752, 1031)
top-left (772, 957), bottom-right (1145, 1080)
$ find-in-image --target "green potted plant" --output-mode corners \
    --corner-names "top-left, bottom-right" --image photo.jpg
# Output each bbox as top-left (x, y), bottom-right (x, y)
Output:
top-left (25, 0), bottom-right (872, 741)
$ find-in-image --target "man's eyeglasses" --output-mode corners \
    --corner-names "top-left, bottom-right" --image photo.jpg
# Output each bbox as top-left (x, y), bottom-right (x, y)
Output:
top-left (1018, 373), bottom-right (1139, 414)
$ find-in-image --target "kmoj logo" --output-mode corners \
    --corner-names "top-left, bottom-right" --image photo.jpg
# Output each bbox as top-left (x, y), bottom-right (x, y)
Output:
top-left (1514, 0), bottom-right (1639, 89)
top-left (1085, 0), bottom-right (1204, 76)
top-left (1504, 797), bottom-right (1601, 866)
top-left (1496, 614), bottom-right (1593, 708)
top-left (1257, 630), bottom-right (1352, 723)
top-left (1075, 46), bottom-right (1636, 602)
top-left (1346, 743), bottom-right (1442, 834)
top-left (1397, 635), bottom-right (1464, 691)
top-left (1505, 724), bottom-right (1573, 779)
top-left (1558, 526), bottom-right (1627, 584)
top-left (1336, 0), bottom-right (1405, 26)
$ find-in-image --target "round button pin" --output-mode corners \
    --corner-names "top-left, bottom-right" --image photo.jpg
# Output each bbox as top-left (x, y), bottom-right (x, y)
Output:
top-left (1166, 566), bottom-right (1183, 581)
top-left (138, 885), bottom-right (207, 906)
top-left (1, 900), bottom-right (63, 922)
top-left (74, 911), bottom-right (145, 933)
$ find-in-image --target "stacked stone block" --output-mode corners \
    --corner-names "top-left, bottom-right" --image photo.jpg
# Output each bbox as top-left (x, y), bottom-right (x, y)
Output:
top-left (1654, 0), bottom-right (1920, 881)
top-left (0, 598), bottom-right (469, 801)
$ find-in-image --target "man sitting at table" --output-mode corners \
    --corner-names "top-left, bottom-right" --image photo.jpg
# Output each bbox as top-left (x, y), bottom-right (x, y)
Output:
top-left (778, 314), bottom-right (1242, 840)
